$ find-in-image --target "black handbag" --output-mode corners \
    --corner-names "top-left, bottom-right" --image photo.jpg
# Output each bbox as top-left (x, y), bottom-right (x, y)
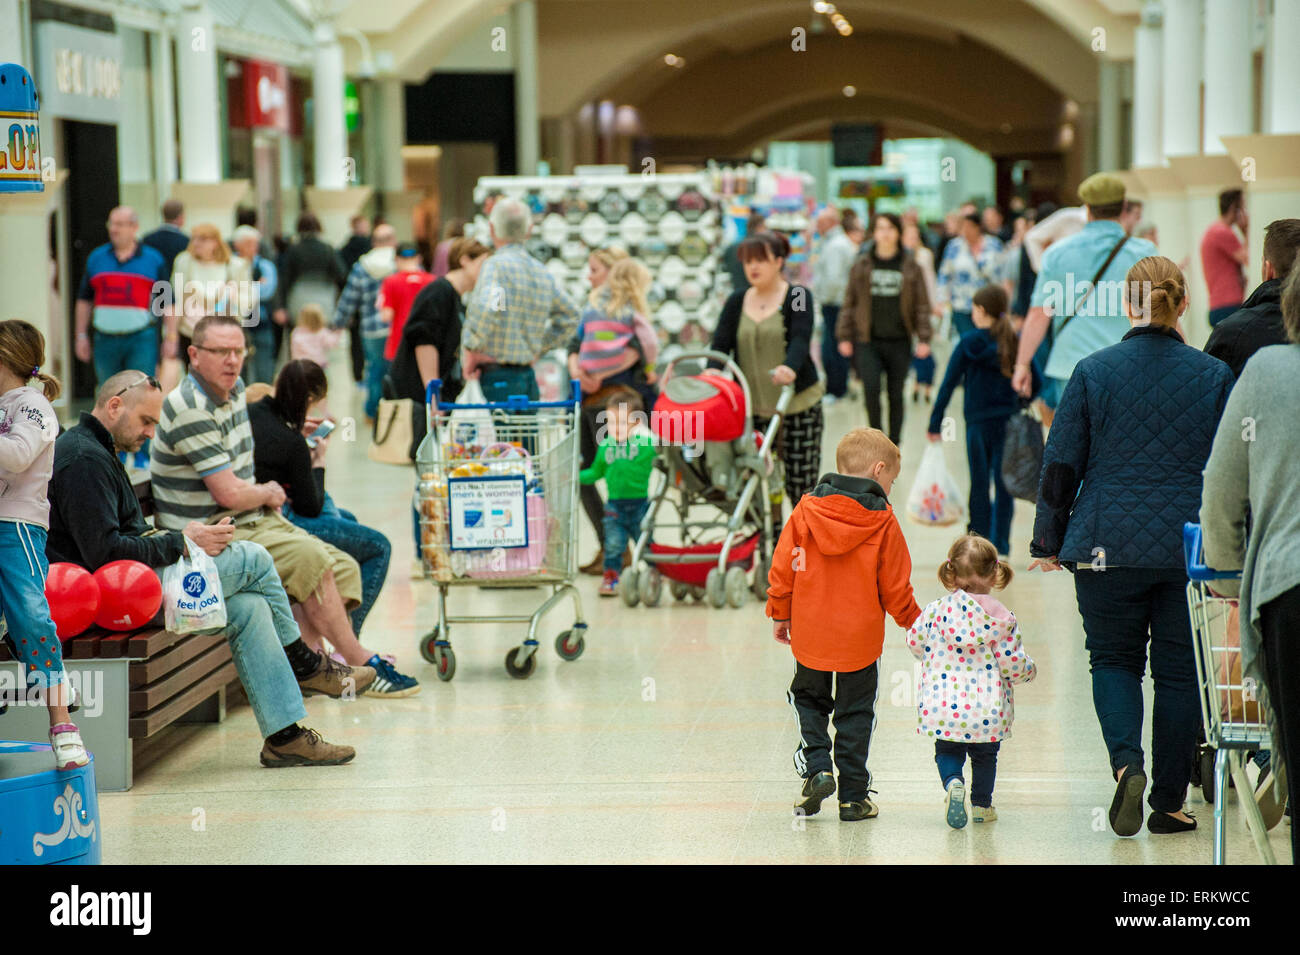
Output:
top-left (1001, 401), bottom-right (1044, 502)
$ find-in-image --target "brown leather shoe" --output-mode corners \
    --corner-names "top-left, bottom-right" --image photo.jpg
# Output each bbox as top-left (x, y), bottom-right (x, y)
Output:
top-left (298, 653), bottom-right (376, 699)
top-left (579, 549), bottom-right (604, 575)
top-left (260, 727), bottom-right (356, 767)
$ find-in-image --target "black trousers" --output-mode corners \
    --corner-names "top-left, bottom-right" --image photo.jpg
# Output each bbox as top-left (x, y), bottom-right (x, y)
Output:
top-left (1260, 583), bottom-right (1300, 864)
top-left (788, 660), bottom-right (879, 801)
top-left (348, 312), bottom-right (365, 382)
top-left (855, 339), bottom-right (912, 445)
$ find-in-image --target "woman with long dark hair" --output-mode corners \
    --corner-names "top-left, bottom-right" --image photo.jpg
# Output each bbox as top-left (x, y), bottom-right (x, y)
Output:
top-left (246, 360), bottom-right (414, 695)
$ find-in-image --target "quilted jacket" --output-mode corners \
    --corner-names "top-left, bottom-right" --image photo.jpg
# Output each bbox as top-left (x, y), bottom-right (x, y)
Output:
top-left (1030, 324), bottom-right (1234, 568)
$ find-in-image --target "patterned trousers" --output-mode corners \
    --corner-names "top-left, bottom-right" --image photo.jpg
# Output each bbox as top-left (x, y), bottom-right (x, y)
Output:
top-left (755, 402), bottom-right (825, 510)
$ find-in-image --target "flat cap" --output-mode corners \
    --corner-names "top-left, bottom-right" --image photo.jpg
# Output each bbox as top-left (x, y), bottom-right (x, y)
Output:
top-left (1078, 172), bottom-right (1126, 206)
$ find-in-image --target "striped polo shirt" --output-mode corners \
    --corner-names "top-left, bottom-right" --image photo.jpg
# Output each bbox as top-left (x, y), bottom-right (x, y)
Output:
top-left (76, 241), bottom-right (166, 335)
top-left (150, 374), bottom-right (259, 529)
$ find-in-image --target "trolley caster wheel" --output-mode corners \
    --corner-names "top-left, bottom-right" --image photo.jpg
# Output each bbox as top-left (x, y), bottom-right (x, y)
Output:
top-left (555, 629), bottom-right (585, 661)
top-left (705, 568), bottom-right (727, 609)
top-left (639, 566), bottom-right (664, 607)
top-left (505, 646), bottom-right (538, 679)
top-left (670, 580), bottom-right (691, 602)
top-left (620, 568), bottom-right (641, 607)
top-left (690, 585), bottom-right (707, 602)
top-left (751, 555), bottom-right (771, 600)
top-left (1200, 749), bottom-right (1217, 804)
top-left (433, 645), bottom-right (456, 682)
top-left (419, 627), bottom-right (442, 664)
top-left (724, 566), bottom-right (749, 608)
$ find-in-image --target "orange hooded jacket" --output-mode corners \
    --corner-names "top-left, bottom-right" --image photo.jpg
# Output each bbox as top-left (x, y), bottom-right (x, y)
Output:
top-left (766, 473), bottom-right (922, 672)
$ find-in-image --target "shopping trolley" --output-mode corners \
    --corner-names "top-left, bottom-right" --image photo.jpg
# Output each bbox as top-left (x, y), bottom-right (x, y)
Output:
top-left (414, 378), bottom-right (587, 681)
top-left (1183, 522), bottom-right (1277, 865)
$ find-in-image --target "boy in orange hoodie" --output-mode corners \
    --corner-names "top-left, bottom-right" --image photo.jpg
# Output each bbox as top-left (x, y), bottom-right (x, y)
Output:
top-left (767, 427), bottom-right (922, 821)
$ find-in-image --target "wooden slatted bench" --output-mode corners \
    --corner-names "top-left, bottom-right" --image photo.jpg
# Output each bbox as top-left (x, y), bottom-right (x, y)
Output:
top-left (0, 477), bottom-right (239, 790)
top-left (1, 624), bottom-right (238, 791)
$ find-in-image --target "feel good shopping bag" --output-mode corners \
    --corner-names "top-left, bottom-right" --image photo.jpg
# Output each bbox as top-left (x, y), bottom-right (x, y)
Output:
top-left (161, 541), bottom-right (227, 634)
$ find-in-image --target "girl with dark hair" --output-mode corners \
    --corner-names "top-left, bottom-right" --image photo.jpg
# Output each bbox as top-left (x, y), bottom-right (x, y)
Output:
top-left (927, 284), bottom-right (1040, 556)
top-left (0, 321), bottom-right (87, 768)
top-left (711, 231), bottom-right (825, 515)
top-left (837, 213), bottom-right (934, 445)
top-left (247, 361), bottom-right (405, 688)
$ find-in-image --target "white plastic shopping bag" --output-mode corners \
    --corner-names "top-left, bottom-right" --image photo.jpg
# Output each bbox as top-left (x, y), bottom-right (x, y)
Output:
top-left (447, 378), bottom-right (497, 454)
top-left (162, 539), bottom-right (228, 633)
top-left (906, 443), bottom-right (966, 526)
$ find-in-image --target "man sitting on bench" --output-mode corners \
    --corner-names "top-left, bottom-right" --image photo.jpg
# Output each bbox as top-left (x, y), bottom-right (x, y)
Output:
top-left (46, 370), bottom-right (373, 768)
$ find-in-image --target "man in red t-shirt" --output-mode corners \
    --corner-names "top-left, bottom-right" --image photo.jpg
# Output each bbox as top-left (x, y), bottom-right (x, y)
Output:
top-left (378, 244), bottom-right (435, 361)
top-left (1200, 189), bottom-right (1249, 327)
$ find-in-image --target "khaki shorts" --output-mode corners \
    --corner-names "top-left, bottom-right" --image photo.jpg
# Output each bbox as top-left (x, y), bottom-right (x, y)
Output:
top-left (233, 509), bottom-right (362, 610)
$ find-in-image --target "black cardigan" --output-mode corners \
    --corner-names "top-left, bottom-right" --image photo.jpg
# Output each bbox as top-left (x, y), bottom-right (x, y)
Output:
top-left (247, 397), bottom-right (327, 518)
top-left (710, 284), bottom-right (820, 395)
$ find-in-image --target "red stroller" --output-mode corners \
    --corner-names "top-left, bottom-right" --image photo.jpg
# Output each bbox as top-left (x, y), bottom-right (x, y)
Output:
top-left (620, 349), bottom-right (793, 609)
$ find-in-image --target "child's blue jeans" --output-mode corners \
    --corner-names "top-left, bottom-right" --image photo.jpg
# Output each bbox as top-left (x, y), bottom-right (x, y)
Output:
top-left (0, 522), bottom-right (67, 692)
top-left (935, 739), bottom-right (1001, 807)
top-left (603, 498), bottom-right (649, 572)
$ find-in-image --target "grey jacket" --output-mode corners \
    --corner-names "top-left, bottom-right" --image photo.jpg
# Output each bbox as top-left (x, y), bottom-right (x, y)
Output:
top-left (1200, 343), bottom-right (1300, 729)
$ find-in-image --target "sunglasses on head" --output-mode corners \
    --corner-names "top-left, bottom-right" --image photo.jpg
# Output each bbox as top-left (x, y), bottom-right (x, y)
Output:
top-left (114, 374), bottom-right (160, 398)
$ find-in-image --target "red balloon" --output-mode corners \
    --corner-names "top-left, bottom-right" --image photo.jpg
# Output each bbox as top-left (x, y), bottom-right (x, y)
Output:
top-left (93, 560), bottom-right (163, 632)
top-left (45, 563), bottom-right (100, 639)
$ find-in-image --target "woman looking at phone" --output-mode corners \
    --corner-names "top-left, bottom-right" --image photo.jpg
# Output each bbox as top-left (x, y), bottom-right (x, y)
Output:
top-left (247, 360), bottom-right (396, 651)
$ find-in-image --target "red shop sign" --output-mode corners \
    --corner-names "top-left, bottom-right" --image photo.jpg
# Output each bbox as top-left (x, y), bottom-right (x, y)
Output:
top-left (243, 60), bottom-right (288, 131)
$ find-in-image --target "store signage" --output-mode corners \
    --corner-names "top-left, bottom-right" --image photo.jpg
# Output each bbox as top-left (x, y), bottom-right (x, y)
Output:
top-left (0, 63), bottom-right (43, 193)
top-left (35, 22), bottom-right (122, 124)
top-left (344, 80), bottom-right (359, 133)
top-left (448, 476), bottom-right (528, 550)
top-left (243, 60), bottom-right (289, 132)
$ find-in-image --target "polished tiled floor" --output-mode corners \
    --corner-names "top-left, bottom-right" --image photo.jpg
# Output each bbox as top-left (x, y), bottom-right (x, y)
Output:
top-left (98, 345), bottom-right (1290, 864)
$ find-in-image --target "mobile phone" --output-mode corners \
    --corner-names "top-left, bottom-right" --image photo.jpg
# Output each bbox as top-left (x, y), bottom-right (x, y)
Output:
top-left (306, 419), bottom-right (335, 448)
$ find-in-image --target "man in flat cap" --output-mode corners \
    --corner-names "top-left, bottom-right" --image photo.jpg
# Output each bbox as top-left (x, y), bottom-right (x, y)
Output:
top-left (1011, 173), bottom-right (1159, 421)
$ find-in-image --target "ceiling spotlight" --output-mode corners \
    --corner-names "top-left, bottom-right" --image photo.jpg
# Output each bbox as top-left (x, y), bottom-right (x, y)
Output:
top-left (842, 85), bottom-right (856, 97)
top-left (812, 0), bottom-right (830, 12)
top-left (663, 53), bottom-right (684, 68)
top-left (836, 22), bottom-right (853, 35)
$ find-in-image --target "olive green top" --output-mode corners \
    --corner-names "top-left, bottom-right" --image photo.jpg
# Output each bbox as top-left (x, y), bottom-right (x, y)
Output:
top-left (736, 309), bottom-right (824, 416)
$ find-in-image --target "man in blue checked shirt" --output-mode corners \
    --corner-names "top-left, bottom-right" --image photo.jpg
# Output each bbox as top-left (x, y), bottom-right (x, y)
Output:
top-left (333, 224), bottom-right (397, 421)
top-left (461, 198), bottom-right (580, 402)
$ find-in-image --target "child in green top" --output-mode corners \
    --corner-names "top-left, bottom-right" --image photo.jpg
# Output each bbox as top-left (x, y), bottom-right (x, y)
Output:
top-left (580, 388), bottom-right (657, 595)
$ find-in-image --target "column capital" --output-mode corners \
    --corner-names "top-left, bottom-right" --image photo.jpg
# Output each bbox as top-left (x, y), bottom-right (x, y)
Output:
top-left (1140, 0), bottom-right (1163, 29)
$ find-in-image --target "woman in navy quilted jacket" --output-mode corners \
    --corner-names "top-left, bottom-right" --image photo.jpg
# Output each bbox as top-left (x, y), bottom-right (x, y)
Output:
top-left (1029, 256), bottom-right (1234, 838)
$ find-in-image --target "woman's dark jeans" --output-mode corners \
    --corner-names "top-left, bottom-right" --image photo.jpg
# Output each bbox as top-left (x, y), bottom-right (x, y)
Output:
top-left (854, 339), bottom-right (912, 445)
top-left (1260, 583), bottom-right (1300, 863)
top-left (284, 495), bottom-right (391, 637)
top-left (1075, 566), bottom-right (1199, 813)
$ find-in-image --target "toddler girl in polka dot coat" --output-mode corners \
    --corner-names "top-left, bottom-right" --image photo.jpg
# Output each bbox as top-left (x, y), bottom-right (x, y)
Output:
top-left (907, 534), bottom-right (1035, 829)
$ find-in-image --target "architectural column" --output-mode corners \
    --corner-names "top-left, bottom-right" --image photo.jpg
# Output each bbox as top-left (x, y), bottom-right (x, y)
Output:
top-left (1266, 0), bottom-right (1300, 133)
top-left (1160, 0), bottom-right (1200, 160)
top-left (175, 1), bottom-right (222, 183)
top-left (1097, 58), bottom-right (1121, 172)
top-left (117, 28), bottom-right (157, 225)
top-left (374, 77), bottom-right (406, 194)
top-left (1202, 0), bottom-right (1252, 153)
top-left (313, 21), bottom-right (347, 190)
top-left (512, 0), bottom-right (540, 175)
top-left (0, 0), bottom-right (24, 63)
top-left (1132, 0), bottom-right (1163, 168)
top-left (149, 26), bottom-right (178, 193)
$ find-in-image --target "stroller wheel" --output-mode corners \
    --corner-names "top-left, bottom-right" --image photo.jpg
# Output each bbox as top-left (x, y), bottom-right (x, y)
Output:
top-left (620, 568), bottom-right (641, 607)
top-left (724, 566), bottom-right (749, 608)
top-left (670, 580), bottom-right (691, 602)
top-left (705, 568), bottom-right (727, 609)
top-left (639, 566), bottom-right (664, 607)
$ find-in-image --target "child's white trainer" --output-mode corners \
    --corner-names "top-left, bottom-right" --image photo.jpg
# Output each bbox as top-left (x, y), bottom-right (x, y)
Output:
top-left (972, 804), bottom-right (998, 823)
top-left (945, 778), bottom-right (968, 829)
top-left (49, 722), bottom-right (90, 771)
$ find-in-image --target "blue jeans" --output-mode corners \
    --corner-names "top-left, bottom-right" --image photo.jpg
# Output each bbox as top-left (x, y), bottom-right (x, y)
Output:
top-left (0, 523), bottom-right (65, 689)
top-left (951, 310), bottom-right (975, 340)
top-left (363, 336), bottom-right (389, 420)
top-left (603, 498), bottom-right (649, 572)
top-left (935, 740), bottom-right (1001, 807)
top-left (92, 326), bottom-right (158, 389)
top-left (966, 415), bottom-right (1012, 555)
top-left (213, 541), bottom-right (307, 739)
top-left (819, 304), bottom-right (851, 398)
top-left (1075, 566), bottom-right (1199, 814)
top-left (245, 320), bottom-right (278, 385)
top-left (284, 494), bottom-right (391, 637)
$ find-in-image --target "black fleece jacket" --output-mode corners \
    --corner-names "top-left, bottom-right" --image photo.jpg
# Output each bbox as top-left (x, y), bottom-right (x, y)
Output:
top-left (46, 413), bottom-right (186, 570)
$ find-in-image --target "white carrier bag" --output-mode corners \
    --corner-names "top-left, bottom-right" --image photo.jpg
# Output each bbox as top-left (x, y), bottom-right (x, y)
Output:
top-left (906, 443), bottom-right (966, 526)
top-left (162, 540), bottom-right (228, 633)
